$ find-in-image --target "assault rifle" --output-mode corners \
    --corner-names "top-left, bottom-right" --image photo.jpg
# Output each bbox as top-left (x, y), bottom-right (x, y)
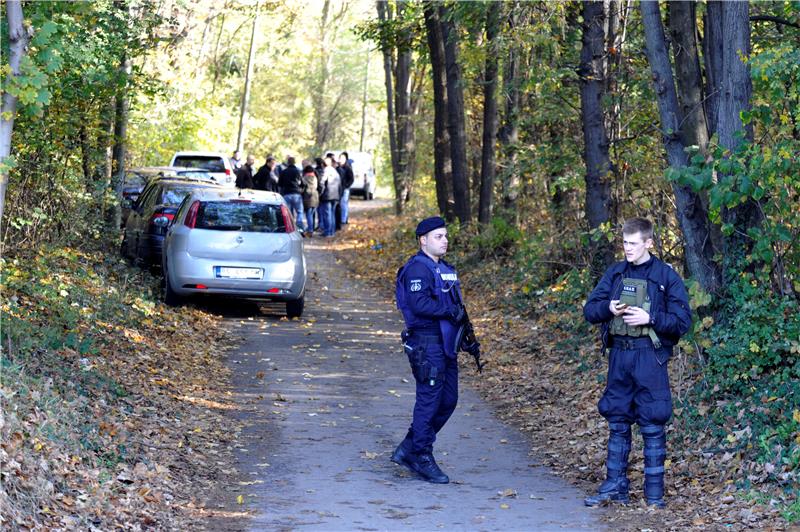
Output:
top-left (455, 308), bottom-right (485, 373)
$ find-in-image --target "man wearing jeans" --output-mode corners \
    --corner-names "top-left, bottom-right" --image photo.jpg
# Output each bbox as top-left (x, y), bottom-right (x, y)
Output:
top-left (278, 156), bottom-right (306, 232)
top-left (338, 152), bottom-right (355, 226)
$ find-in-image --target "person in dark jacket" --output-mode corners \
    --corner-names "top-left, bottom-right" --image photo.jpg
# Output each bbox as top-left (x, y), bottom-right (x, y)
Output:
top-left (253, 156), bottom-right (278, 192)
top-left (318, 155), bottom-right (341, 237)
top-left (234, 154), bottom-right (256, 189)
top-left (338, 151), bottom-right (355, 226)
top-left (583, 217), bottom-right (691, 509)
top-left (278, 156), bottom-right (306, 232)
top-left (301, 165), bottom-right (319, 236)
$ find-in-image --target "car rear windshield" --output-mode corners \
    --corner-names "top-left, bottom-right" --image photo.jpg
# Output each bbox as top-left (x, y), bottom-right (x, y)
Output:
top-left (173, 156), bottom-right (226, 172)
top-left (195, 201), bottom-right (287, 233)
top-left (176, 170), bottom-right (212, 179)
top-left (159, 186), bottom-right (197, 206)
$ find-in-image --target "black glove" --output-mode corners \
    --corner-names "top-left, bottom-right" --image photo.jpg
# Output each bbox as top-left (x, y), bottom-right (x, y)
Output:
top-left (449, 305), bottom-right (466, 325)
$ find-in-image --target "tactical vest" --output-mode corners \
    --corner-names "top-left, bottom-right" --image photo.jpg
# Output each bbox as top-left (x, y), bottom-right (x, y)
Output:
top-left (610, 277), bottom-right (662, 349)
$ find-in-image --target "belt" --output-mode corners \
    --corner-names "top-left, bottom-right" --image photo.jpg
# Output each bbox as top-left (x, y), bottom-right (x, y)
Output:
top-left (609, 336), bottom-right (654, 350)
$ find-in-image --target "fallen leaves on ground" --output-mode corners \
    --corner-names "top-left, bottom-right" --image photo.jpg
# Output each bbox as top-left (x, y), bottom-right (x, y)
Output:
top-left (1, 245), bottom-right (240, 530)
top-left (334, 207), bottom-right (793, 531)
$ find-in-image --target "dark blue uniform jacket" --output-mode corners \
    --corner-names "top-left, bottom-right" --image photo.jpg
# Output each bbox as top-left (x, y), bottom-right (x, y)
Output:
top-left (583, 256), bottom-right (692, 350)
top-left (397, 251), bottom-right (461, 334)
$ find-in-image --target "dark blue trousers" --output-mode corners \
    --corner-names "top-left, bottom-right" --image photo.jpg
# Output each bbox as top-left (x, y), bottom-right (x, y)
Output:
top-left (598, 341), bottom-right (673, 426)
top-left (400, 334), bottom-right (459, 454)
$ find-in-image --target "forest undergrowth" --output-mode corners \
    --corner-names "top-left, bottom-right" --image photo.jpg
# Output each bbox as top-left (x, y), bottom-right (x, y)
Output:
top-left (336, 205), bottom-right (798, 531)
top-left (0, 245), bottom-right (241, 530)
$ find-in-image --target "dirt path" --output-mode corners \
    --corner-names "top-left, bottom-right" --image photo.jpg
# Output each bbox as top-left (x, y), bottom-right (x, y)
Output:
top-left (204, 200), bottom-right (603, 531)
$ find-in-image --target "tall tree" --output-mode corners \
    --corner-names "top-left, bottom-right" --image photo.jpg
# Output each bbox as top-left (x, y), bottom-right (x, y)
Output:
top-left (578, 0), bottom-right (614, 274)
top-left (376, 0), bottom-right (399, 198)
top-left (713, 1), bottom-right (762, 277)
top-left (497, 2), bottom-right (520, 215)
top-left (376, 0), bottom-right (416, 214)
top-left (440, 3), bottom-right (470, 223)
top-left (423, 2), bottom-right (453, 220)
top-left (0, 0), bottom-right (29, 227)
top-left (478, 1), bottom-right (500, 226)
top-left (640, 0), bottom-right (720, 293)
top-left (236, 3), bottom-right (259, 152)
top-left (108, 54), bottom-right (131, 232)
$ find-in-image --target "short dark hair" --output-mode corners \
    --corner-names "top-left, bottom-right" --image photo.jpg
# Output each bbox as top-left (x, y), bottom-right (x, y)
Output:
top-left (622, 217), bottom-right (654, 240)
top-left (266, 156), bottom-right (275, 163)
top-left (287, 156), bottom-right (296, 166)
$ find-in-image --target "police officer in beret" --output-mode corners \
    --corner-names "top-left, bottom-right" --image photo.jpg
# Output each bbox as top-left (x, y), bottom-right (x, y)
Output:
top-left (391, 216), bottom-right (467, 483)
top-left (583, 217), bottom-right (692, 508)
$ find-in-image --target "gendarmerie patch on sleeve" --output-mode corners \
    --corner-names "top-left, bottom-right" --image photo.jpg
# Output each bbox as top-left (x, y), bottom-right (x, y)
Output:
top-left (409, 279), bottom-right (422, 292)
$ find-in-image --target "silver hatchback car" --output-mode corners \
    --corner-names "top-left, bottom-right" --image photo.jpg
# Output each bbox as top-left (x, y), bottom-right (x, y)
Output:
top-left (162, 188), bottom-right (307, 317)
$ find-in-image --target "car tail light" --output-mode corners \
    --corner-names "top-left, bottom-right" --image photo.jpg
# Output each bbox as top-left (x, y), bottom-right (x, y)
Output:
top-left (230, 199), bottom-right (251, 203)
top-left (267, 287), bottom-right (280, 294)
top-left (183, 284), bottom-right (208, 289)
top-left (280, 204), bottom-right (295, 233)
top-left (150, 212), bottom-right (174, 227)
top-left (184, 200), bottom-right (200, 228)
top-left (225, 168), bottom-right (232, 176)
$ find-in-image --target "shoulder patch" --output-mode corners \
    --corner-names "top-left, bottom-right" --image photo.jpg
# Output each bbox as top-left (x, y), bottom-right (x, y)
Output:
top-left (409, 279), bottom-right (423, 292)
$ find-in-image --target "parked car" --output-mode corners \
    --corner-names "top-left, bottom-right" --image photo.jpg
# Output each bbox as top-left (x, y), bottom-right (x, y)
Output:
top-left (121, 167), bottom-right (216, 224)
top-left (121, 176), bottom-right (222, 267)
top-left (346, 151), bottom-right (376, 200)
top-left (162, 188), bottom-right (307, 317)
top-left (169, 151), bottom-right (235, 186)
top-left (327, 151), bottom-right (375, 199)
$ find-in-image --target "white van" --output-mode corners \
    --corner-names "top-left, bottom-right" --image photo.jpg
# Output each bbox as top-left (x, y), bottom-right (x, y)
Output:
top-left (344, 151), bottom-right (376, 199)
top-left (169, 151), bottom-right (235, 186)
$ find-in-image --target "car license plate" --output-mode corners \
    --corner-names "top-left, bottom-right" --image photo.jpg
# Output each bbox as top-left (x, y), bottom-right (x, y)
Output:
top-left (215, 267), bottom-right (263, 279)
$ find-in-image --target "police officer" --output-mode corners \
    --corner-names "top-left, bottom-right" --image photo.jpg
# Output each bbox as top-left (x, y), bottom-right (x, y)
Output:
top-left (391, 216), bottom-right (467, 484)
top-left (583, 217), bottom-right (691, 508)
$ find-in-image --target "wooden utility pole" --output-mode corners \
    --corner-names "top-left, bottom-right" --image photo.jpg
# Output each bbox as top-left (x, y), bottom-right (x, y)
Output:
top-left (237, 3), bottom-right (260, 152)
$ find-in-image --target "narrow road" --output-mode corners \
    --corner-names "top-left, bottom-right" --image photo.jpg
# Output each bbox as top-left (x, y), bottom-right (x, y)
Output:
top-left (206, 200), bottom-right (603, 531)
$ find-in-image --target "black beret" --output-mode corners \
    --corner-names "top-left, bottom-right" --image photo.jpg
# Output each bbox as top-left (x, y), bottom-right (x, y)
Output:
top-left (415, 216), bottom-right (446, 236)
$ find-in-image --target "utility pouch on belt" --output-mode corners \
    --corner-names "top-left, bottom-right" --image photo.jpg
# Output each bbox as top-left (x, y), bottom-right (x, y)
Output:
top-left (402, 330), bottom-right (429, 382)
top-left (610, 278), bottom-right (662, 349)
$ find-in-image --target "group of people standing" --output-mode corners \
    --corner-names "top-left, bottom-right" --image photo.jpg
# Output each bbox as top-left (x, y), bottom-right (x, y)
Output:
top-left (232, 150), bottom-right (355, 237)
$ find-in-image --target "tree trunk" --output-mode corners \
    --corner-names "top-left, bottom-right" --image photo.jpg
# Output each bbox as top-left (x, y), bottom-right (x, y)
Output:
top-left (393, 2), bottom-right (414, 213)
top-left (498, 2), bottom-right (520, 216)
top-left (668, 1), bottom-right (709, 152)
top-left (578, 0), bottom-right (614, 274)
top-left (237, 3), bottom-right (260, 152)
top-left (0, 0), bottom-right (29, 229)
top-left (641, 0), bottom-right (720, 293)
top-left (703, 0), bottom-right (724, 139)
top-left (312, 0), bottom-right (333, 153)
top-left (440, 3), bottom-right (470, 223)
top-left (108, 55), bottom-right (131, 232)
top-left (376, 0), bottom-right (400, 212)
top-left (478, 1), bottom-right (500, 226)
top-left (424, 3), bottom-right (454, 220)
top-left (714, 1), bottom-right (762, 275)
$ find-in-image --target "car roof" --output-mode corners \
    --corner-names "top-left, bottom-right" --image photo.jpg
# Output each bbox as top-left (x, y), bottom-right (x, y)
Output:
top-left (129, 166), bottom-right (210, 176)
top-left (188, 188), bottom-right (284, 204)
top-left (172, 151), bottom-right (229, 158)
top-left (149, 176), bottom-right (222, 187)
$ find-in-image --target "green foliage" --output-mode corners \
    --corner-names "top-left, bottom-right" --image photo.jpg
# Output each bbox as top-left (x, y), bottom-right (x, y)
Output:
top-left (703, 273), bottom-right (800, 394)
top-left (472, 216), bottom-right (523, 259)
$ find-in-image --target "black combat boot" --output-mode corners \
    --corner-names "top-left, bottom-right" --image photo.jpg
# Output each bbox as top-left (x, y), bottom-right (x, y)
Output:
top-left (641, 424), bottom-right (667, 508)
top-left (390, 441), bottom-right (414, 472)
top-left (585, 422), bottom-right (632, 506)
top-left (410, 453), bottom-right (449, 484)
